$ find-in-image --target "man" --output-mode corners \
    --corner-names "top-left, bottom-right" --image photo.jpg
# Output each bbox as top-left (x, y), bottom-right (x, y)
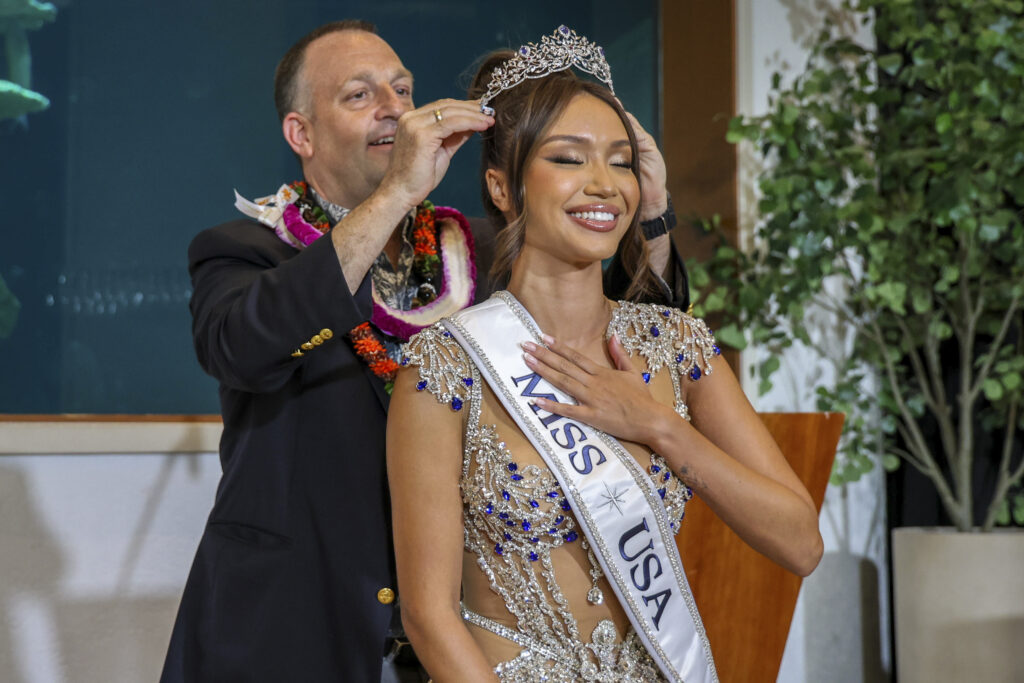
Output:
top-left (162, 20), bottom-right (684, 682)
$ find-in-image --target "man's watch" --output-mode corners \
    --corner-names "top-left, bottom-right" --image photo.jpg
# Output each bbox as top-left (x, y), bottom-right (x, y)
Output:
top-left (640, 194), bottom-right (677, 241)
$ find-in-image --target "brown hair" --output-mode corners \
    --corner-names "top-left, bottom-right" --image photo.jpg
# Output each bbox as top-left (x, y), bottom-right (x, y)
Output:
top-left (274, 20), bottom-right (378, 122)
top-left (468, 51), bottom-right (659, 301)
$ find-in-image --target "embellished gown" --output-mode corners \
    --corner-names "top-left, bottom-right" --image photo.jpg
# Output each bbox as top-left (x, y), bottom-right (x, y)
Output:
top-left (402, 298), bottom-right (719, 682)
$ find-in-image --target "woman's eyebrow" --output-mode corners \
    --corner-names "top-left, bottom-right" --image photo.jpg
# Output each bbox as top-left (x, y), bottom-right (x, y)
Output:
top-left (540, 134), bottom-right (631, 147)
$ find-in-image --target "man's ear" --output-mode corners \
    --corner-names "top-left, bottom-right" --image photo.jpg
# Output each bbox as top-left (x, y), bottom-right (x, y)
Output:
top-left (282, 112), bottom-right (313, 160)
top-left (485, 168), bottom-right (513, 214)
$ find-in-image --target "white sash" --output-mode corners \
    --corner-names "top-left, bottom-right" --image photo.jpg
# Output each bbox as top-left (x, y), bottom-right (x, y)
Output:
top-left (443, 292), bottom-right (717, 683)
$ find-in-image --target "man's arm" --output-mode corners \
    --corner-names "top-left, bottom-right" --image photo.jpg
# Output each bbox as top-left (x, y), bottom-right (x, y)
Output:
top-left (330, 100), bottom-right (493, 292)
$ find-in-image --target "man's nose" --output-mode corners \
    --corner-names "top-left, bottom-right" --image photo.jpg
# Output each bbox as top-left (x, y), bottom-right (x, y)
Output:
top-left (376, 88), bottom-right (408, 119)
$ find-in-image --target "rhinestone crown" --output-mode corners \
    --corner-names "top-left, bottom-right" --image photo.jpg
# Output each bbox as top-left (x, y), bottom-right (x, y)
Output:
top-left (479, 25), bottom-right (614, 110)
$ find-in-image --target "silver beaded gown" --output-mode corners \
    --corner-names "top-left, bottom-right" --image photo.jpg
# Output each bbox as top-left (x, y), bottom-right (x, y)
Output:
top-left (402, 299), bottom-right (719, 682)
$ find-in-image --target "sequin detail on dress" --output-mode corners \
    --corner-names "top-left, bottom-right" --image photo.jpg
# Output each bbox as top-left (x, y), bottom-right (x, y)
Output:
top-left (402, 303), bottom-right (715, 681)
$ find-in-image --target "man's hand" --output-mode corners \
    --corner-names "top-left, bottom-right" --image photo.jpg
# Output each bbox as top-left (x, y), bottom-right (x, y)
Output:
top-left (379, 99), bottom-right (494, 212)
top-left (624, 111), bottom-right (669, 221)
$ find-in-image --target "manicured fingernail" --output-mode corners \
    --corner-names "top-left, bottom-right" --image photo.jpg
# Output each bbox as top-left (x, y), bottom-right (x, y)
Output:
top-left (523, 352), bottom-right (537, 365)
top-left (521, 341), bottom-right (537, 352)
top-left (542, 334), bottom-right (555, 345)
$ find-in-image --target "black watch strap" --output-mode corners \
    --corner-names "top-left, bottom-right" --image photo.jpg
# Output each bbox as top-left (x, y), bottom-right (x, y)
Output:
top-left (640, 194), bottom-right (677, 240)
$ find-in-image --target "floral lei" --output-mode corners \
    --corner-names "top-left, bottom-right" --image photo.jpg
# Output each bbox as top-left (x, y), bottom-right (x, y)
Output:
top-left (233, 181), bottom-right (475, 393)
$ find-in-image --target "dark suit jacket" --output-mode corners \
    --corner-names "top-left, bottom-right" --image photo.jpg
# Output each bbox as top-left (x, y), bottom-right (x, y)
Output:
top-left (161, 214), bottom-right (495, 683)
top-left (161, 211), bottom-right (684, 682)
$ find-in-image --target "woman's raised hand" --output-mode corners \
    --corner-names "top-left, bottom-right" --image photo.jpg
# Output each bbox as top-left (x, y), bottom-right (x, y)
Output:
top-left (521, 334), bottom-right (678, 445)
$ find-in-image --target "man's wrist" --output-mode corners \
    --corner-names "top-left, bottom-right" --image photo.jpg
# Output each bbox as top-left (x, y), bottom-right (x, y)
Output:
top-left (640, 194), bottom-right (676, 241)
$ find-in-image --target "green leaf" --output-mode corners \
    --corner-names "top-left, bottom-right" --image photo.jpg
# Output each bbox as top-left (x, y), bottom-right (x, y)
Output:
top-left (715, 323), bottom-right (747, 350)
top-left (1002, 373), bottom-right (1022, 391)
top-left (882, 454), bottom-right (901, 471)
top-left (935, 112), bottom-right (953, 133)
top-left (994, 498), bottom-right (1011, 526)
top-left (878, 52), bottom-right (903, 75)
top-left (983, 378), bottom-right (1005, 401)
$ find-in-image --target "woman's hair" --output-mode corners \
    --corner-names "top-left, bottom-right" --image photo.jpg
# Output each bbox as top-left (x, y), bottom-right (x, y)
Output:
top-left (468, 50), bottom-right (660, 301)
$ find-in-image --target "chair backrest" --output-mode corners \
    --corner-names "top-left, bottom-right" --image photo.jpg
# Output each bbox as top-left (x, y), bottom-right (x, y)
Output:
top-left (677, 412), bottom-right (843, 682)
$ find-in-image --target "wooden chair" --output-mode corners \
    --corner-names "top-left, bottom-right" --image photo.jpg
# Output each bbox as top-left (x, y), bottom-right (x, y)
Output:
top-left (677, 412), bottom-right (844, 682)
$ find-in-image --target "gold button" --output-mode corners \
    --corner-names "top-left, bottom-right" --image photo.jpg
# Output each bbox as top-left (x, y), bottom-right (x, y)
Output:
top-left (377, 587), bottom-right (395, 605)
top-left (311, 334), bottom-right (324, 346)
top-left (320, 328), bottom-right (333, 339)
top-left (291, 350), bottom-right (304, 358)
top-left (301, 342), bottom-right (314, 351)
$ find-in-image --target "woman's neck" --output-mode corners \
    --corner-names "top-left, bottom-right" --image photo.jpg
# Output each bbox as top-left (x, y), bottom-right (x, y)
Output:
top-left (506, 248), bottom-right (612, 351)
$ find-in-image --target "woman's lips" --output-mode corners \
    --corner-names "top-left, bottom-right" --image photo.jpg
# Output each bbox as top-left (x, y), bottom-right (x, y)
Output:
top-left (566, 208), bottom-right (620, 232)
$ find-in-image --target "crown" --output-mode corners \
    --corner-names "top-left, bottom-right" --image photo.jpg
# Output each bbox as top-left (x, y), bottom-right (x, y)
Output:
top-left (479, 25), bottom-right (614, 113)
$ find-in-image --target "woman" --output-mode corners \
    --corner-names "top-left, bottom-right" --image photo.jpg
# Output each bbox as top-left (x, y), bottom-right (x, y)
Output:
top-left (386, 27), bottom-right (822, 682)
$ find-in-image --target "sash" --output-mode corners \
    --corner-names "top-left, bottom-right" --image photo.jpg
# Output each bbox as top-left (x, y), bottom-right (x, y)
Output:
top-left (443, 292), bottom-right (717, 683)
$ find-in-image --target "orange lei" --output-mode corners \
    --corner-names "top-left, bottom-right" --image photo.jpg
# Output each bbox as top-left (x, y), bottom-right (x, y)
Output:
top-left (349, 322), bottom-right (401, 392)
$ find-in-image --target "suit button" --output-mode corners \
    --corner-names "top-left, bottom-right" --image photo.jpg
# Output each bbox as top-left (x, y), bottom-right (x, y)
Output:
top-left (377, 587), bottom-right (395, 605)
top-left (301, 342), bottom-right (314, 351)
top-left (320, 328), bottom-right (334, 339)
top-left (311, 334), bottom-right (324, 346)
top-left (291, 350), bottom-right (304, 358)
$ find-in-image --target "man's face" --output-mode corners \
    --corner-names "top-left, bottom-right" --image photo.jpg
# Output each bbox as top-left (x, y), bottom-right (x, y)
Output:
top-left (298, 30), bottom-right (414, 207)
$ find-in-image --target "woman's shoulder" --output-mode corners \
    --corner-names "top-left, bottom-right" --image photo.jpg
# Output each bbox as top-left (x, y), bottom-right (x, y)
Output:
top-left (608, 300), bottom-right (722, 382)
top-left (400, 322), bottom-right (476, 411)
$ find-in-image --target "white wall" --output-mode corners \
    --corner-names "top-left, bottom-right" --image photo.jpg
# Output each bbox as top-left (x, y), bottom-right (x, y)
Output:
top-left (734, 1), bottom-right (891, 681)
top-left (0, 450), bottom-right (220, 683)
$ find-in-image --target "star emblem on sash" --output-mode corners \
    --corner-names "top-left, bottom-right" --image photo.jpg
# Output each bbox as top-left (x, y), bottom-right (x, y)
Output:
top-left (597, 482), bottom-right (628, 516)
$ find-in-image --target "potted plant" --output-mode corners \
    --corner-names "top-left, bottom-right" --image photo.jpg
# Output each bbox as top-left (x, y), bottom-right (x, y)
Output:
top-left (687, 0), bottom-right (1024, 678)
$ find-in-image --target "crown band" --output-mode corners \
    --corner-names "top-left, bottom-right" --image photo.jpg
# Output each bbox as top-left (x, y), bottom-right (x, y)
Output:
top-left (479, 25), bottom-right (614, 113)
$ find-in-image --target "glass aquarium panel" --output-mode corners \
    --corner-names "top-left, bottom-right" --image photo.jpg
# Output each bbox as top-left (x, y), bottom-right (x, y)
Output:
top-left (0, 0), bottom-right (659, 413)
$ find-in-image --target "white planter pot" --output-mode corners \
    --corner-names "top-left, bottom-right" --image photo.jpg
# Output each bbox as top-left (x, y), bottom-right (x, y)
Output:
top-left (891, 527), bottom-right (1024, 682)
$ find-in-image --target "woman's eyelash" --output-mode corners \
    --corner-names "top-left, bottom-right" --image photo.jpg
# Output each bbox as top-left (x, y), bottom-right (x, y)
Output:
top-left (547, 156), bottom-right (583, 164)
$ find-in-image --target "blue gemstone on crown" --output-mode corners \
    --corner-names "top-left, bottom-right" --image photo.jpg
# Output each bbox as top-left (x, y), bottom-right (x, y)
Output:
top-left (713, 345), bottom-right (721, 355)
top-left (547, 491), bottom-right (559, 498)
top-left (642, 372), bottom-right (651, 384)
top-left (555, 515), bottom-right (564, 525)
top-left (529, 551), bottom-right (539, 562)
top-left (463, 377), bottom-right (474, 387)
top-left (400, 356), bottom-right (409, 366)
top-left (561, 500), bottom-right (572, 511)
top-left (650, 464), bottom-right (661, 473)
top-left (495, 544), bottom-right (503, 555)
top-left (564, 531), bottom-right (578, 542)
top-left (676, 353), bottom-right (685, 363)
top-left (529, 499), bottom-right (540, 508)
top-left (530, 536), bottom-right (539, 543)
top-left (506, 520), bottom-right (515, 527)
top-left (416, 380), bottom-right (427, 391)
top-left (511, 474), bottom-right (523, 481)
top-left (689, 366), bottom-right (702, 381)
top-left (485, 503), bottom-right (493, 515)
top-left (451, 397), bottom-right (463, 411)
top-left (508, 463), bottom-right (518, 471)
top-left (658, 487), bottom-right (666, 499)
top-left (663, 310), bottom-right (671, 317)
top-left (664, 472), bottom-right (671, 481)
top-left (520, 45), bottom-right (530, 55)
top-left (498, 512), bottom-right (510, 519)
top-left (558, 25), bottom-right (570, 35)
top-left (650, 326), bottom-right (660, 337)
top-left (548, 528), bottom-right (557, 535)
top-left (522, 520), bottom-right (532, 531)
top-left (502, 490), bottom-right (510, 501)
top-left (443, 331), bottom-right (452, 337)
top-left (504, 532), bottom-right (512, 540)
